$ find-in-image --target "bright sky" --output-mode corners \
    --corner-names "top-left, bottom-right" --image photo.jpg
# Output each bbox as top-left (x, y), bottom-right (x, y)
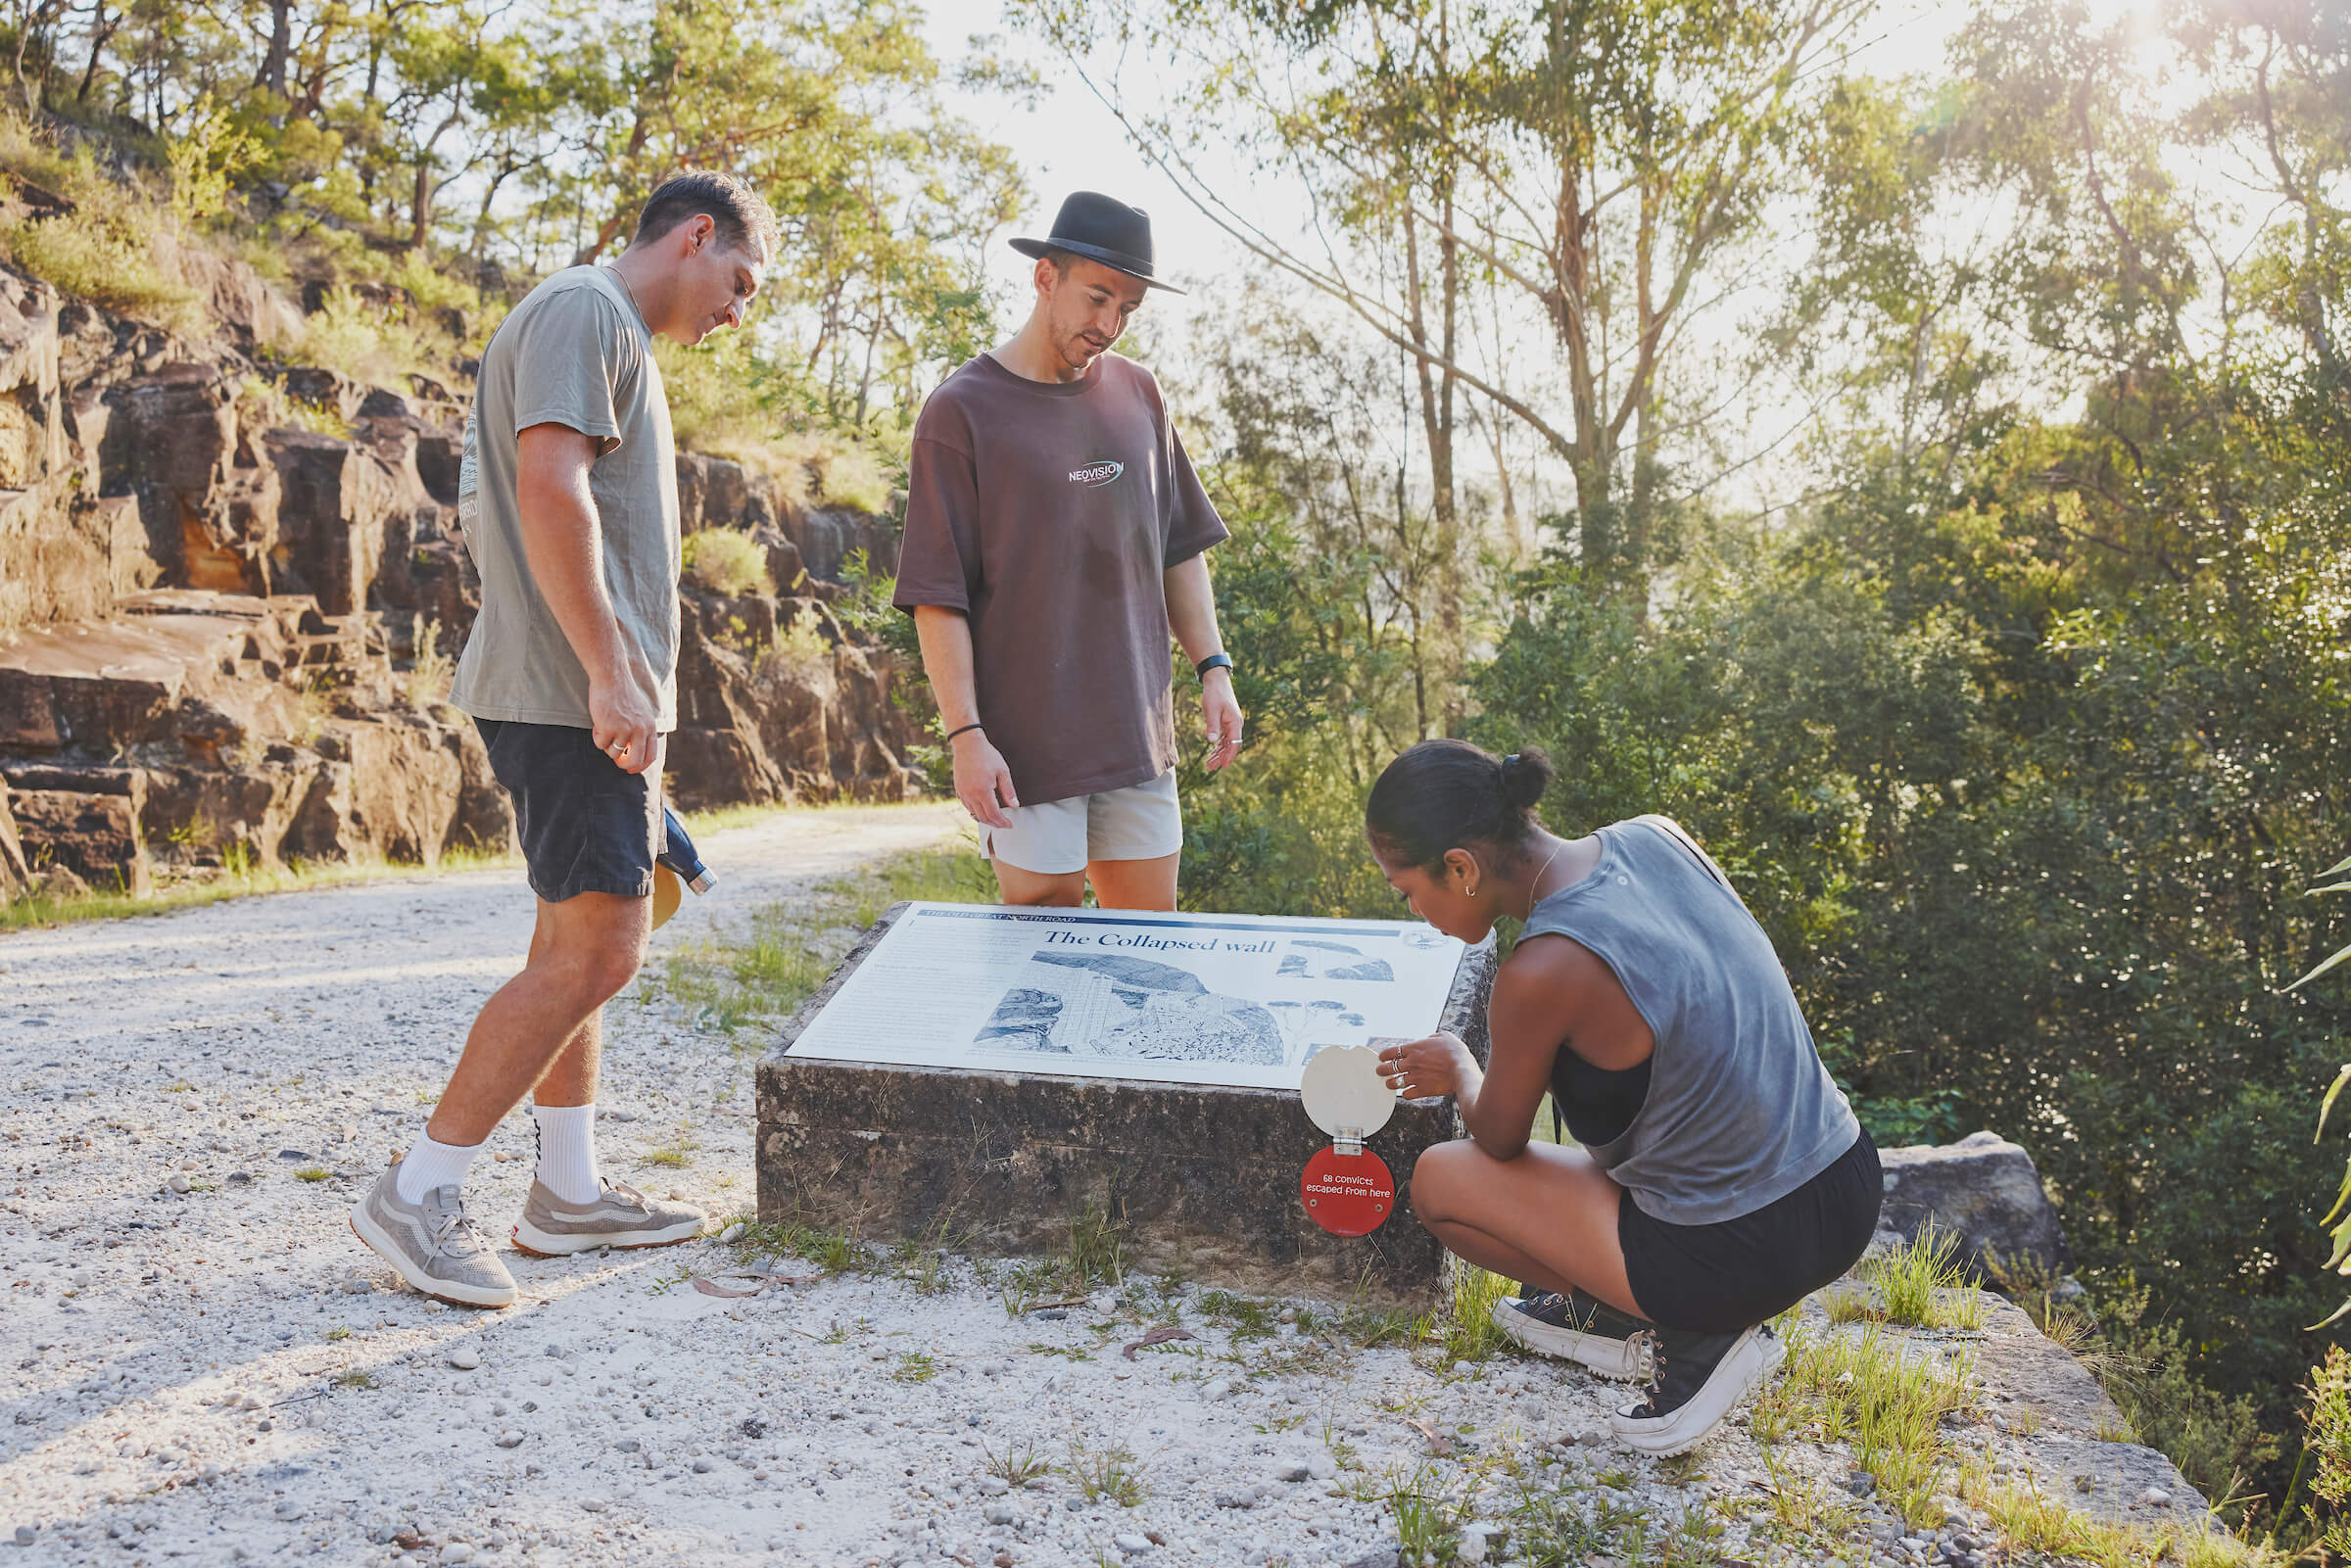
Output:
top-left (923, 0), bottom-right (2167, 339)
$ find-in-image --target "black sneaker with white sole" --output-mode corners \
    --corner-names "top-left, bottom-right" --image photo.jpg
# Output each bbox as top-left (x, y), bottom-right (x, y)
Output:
top-left (1491, 1289), bottom-right (1657, 1381)
top-left (1608, 1322), bottom-right (1784, 1455)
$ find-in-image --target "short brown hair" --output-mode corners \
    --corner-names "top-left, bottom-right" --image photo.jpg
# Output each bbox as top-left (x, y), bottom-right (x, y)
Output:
top-left (632, 171), bottom-right (779, 261)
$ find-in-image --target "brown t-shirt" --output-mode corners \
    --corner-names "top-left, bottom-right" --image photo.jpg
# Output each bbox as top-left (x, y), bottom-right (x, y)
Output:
top-left (893, 351), bottom-right (1228, 805)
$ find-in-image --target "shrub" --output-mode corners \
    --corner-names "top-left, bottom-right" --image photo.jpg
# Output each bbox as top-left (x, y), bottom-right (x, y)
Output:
top-left (681, 528), bottom-right (773, 597)
top-left (0, 212), bottom-right (196, 329)
top-left (292, 284), bottom-right (447, 386)
top-left (755, 615), bottom-right (831, 682)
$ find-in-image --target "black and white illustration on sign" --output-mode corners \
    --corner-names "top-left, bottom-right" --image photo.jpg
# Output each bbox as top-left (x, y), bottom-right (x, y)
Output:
top-left (786, 904), bottom-right (1469, 1090)
top-left (1276, 937), bottom-right (1396, 982)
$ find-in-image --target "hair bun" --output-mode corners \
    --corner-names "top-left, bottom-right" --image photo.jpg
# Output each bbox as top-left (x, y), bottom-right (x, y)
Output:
top-left (1498, 746), bottom-right (1555, 813)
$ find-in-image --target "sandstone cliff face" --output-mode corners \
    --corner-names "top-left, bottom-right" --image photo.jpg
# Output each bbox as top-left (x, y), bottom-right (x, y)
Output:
top-left (0, 261), bottom-right (926, 901)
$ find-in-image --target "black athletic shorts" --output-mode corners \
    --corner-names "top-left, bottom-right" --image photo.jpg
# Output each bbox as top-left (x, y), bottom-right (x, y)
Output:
top-left (475, 718), bottom-right (664, 903)
top-left (1619, 1127), bottom-right (1882, 1334)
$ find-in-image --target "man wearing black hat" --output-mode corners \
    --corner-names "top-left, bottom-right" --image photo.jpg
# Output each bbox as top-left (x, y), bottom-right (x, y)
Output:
top-left (893, 191), bottom-right (1241, 911)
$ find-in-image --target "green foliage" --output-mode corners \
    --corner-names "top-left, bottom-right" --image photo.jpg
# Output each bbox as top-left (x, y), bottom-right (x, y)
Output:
top-left (2306, 1346), bottom-right (2351, 1559)
top-left (680, 529), bottom-right (774, 598)
top-left (1855, 1225), bottom-right (1985, 1332)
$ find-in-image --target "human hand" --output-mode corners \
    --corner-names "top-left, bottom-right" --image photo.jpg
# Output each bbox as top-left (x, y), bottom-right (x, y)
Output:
top-left (951, 730), bottom-right (1019, 830)
top-left (590, 656), bottom-right (661, 776)
top-left (1376, 1031), bottom-right (1473, 1101)
top-left (1201, 669), bottom-right (1243, 772)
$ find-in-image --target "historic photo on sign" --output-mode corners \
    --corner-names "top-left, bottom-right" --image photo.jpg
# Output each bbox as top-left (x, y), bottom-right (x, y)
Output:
top-left (783, 904), bottom-right (1469, 1090)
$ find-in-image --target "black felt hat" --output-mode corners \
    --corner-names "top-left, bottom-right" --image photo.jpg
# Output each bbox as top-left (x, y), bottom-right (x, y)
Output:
top-left (1009, 191), bottom-right (1186, 295)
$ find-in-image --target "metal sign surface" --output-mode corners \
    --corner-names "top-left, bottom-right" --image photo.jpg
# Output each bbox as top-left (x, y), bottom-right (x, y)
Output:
top-left (784, 902), bottom-right (1466, 1091)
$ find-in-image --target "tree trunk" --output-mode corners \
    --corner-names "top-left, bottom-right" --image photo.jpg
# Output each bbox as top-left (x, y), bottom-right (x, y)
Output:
top-left (255, 0), bottom-right (291, 98)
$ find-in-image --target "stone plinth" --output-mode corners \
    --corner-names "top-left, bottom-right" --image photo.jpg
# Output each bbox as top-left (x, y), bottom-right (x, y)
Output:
top-left (755, 902), bottom-right (1494, 1306)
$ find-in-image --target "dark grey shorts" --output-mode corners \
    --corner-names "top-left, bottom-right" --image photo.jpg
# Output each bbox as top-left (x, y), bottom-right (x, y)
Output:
top-left (475, 719), bottom-right (663, 903)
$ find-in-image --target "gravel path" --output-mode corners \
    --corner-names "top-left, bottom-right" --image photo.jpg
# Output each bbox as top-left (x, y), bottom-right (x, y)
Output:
top-left (0, 802), bottom-right (2043, 1568)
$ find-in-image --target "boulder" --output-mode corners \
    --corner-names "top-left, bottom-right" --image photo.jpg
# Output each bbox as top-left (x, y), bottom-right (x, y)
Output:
top-left (114, 363), bottom-right (280, 597)
top-left (0, 480), bottom-right (115, 637)
top-left (267, 429), bottom-right (398, 615)
top-left (141, 759), bottom-right (321, 871)
top-left (797, 504), bottom-right (897, 582)
top-left (10, 784), bottom-right (149, 896)
top-left (751, 524), bottom-right (805, 595)
top-left (1876, 1129), bottom-right (2073, 1283)
top-left (0, 603), bottom-right (252, 749)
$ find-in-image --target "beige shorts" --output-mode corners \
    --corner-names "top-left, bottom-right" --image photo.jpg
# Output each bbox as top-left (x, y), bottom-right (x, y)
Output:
top-left (981, 770), bottom-right (1183, 875)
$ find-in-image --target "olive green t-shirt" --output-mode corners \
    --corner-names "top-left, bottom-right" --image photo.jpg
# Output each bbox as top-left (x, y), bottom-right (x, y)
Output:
top-left (449, 265), bottom-right (681, 730)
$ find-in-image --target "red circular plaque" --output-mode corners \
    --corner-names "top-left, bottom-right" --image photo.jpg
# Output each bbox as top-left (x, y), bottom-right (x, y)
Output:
top-left (1300, 1145), bottom-right (1396, 1236)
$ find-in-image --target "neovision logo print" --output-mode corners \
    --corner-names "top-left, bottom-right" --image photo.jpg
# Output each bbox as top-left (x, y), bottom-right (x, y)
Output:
top-left (1067, 458), bottom-right (1124, 487)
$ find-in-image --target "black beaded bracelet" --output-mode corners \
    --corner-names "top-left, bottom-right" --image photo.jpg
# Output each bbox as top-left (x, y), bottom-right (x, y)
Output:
top-left (1195, 652), bottom-right (1235, 678)
top-left (944, 722), bottom-right (984, 741)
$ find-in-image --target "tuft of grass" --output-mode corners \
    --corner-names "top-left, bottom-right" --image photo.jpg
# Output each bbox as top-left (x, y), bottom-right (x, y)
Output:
top-left (1064, 1201), bottom-right (1126, 1292)
top-left (638, 1121), bottom-right (700, 1169)
top-left (1383, 1463), bottom-right (1468, 1559)
top-left (401, 617), bottom-right (455, 712)
top-left (323, 1327), bottom-right (352, 1342)
top-left (1858, 1222), bottom-right (1985, 1331)
top-left (1975, 1479), bottom-right (2282, 1567)
top-left (1768, 1314), bottom-right (1980, 1529)
top-left (983, 1436), bottom-right (1051, 1489)
top-left (891, 1352), bottom-right (937, 1383)
top-left (1195, 1290), bottom-right (1279, 1342)
top-left (723, 1216), bottom-right (865, 1276)
top-left (1063, 1439), bottom-right (1145, 1507)
top-left (333, 1369), bottom-right (375, 1390)
top-left (1438, 1264), bottom-right (1516, 1363)
top-left (295, 1166), bottom-right (332, 1182)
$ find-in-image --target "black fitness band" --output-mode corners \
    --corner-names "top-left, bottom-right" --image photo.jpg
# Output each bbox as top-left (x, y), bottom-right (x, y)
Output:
top-left (1195, 652), bottom-right (1234, 678)
top-left (944, 722), bottom-right (984, 741)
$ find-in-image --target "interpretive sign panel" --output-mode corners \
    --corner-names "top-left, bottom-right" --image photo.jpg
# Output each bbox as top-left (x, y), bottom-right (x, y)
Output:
top-left (758, 903), bottom-right (1495, 1304)
top-left (782, 903), bottom-right (1466, 1090)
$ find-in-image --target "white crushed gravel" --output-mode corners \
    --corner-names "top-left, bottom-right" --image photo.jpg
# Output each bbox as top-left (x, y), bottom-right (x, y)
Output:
top-left (0, 800), bottom-right (2000, 1568)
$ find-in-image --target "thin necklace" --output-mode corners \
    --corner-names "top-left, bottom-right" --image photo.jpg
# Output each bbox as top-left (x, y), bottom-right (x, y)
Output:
top-left (1525, 837), bottom-right (1570, 908)
top-left (608, 261), bottom-right (648, 326)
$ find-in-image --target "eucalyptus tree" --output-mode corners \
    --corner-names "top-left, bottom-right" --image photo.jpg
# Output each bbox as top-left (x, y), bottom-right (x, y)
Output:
top-left (1015, 0), bottom-right (1872, 628)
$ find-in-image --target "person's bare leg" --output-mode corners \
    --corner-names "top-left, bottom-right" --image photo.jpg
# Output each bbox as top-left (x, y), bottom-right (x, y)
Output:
top-left (1085, 852), bottom-right (1178, 912)
top-left (992, 859), bottom-right (1087, 907)
top-left (519, 910), bottom-right (603, 1109)
top-left (426, 890), bottom-right (648, 1145)
top-left (1410, 1139), bottom-right (1646, 1318)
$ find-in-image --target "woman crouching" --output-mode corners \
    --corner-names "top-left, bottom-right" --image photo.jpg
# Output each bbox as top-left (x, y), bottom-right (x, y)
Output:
top-left (1367, 739), bottom-right (1881, 1455)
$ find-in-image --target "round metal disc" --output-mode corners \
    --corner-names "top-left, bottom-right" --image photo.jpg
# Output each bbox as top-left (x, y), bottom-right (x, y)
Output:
top-left (1298, 1044), bottom-right (1395, 1140)
top-left (1300, 1145), bottom-right (1396, 1236)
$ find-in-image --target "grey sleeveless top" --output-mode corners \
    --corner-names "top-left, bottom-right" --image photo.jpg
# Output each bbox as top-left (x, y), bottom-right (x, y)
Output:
top-left (1520, 815), bottom-right (1859, 1225)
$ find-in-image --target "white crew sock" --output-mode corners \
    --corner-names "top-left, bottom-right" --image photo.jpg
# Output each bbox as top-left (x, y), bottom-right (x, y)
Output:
top-left (531, 1103), bottom-right (601, 1204)
top-left (396, 1131), bottom-right (483, 1205)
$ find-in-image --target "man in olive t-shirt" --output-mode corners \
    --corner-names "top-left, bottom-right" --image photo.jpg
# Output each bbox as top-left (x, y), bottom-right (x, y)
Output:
top-left (349, 172), bottom-right (777, 1310)
top-left (894, 190), bottom-right (1243, 912)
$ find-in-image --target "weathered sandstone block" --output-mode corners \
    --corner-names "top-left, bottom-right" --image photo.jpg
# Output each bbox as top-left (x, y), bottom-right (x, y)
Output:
top-left (10, 784), bottom-right (148, 896)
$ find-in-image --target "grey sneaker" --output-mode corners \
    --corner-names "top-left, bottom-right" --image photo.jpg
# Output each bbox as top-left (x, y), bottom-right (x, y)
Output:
top-left (349, 1164), bottom-right (518, 1308)
top-left (511, 1179), bottom-right (705, 1257)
